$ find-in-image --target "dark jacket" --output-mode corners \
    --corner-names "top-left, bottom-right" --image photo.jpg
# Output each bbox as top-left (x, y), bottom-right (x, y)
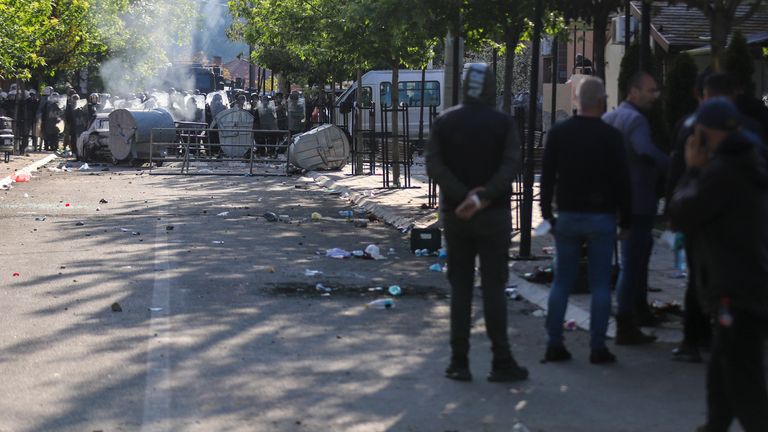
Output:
top-left (426, 102), bottom-right (521, 212)
top-left (540, 115), bottom-right (632, 228)
top-left (669, 131), bottom-right (768, 317)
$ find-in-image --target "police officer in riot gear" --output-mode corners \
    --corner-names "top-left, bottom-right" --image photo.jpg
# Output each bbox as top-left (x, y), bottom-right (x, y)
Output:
top-left (426, 63), bottom-right (528, 383)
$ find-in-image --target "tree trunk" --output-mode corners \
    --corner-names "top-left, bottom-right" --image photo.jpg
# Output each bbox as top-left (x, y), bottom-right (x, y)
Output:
top-left (593, 9), bottom-right (610, 80)
top-left (502, 31), bottom-right (517, 113)
top-left (391, 63), bottom-right (401, 185)
top-left (710, 12), bottom-right (730, 71)
top-left (277, 74), bottom-right (289, 94)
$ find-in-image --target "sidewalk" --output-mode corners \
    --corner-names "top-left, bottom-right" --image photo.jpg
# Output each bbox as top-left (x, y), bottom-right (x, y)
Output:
top-left (306, 157), bottom-right (686, 343)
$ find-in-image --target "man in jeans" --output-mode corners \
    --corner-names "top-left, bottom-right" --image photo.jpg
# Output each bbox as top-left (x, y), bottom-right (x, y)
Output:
top-left (426, 63), bottom-right (528, 383)
top-left (540, 77), bottom-right (632, 363)
top-left (603, 71), bottom-right (669, 344)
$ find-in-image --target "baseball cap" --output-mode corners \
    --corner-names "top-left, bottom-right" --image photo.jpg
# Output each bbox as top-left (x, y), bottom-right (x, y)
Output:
top-left (689, 96), bottom-right (741, 131)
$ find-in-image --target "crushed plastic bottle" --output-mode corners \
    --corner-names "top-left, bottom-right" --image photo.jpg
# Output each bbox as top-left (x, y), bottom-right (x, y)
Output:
top-left (338, 210), bottom-right (354, 218)
top-left (428, 263), bottom-right (443, 272)
top-left (388, 285), bottom-right (402, 296)
top-left (366, 299), bottom-right (394, 309)
top-left (315, 283), bottom-right (332, 293)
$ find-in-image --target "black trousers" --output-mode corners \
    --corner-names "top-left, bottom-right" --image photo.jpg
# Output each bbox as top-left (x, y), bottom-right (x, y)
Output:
top-left (683, 243), bottom-right (711, 346)
top-left (443, 208), bottom-right (513, 365)
top-left (706, 309), bottom-right (768, 431)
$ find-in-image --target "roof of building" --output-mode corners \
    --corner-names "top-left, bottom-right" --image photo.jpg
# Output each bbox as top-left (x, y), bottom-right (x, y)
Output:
top-left (630, 1), bottom-right (768, 52)
top-left (222, 58), bottom-right (251, 81)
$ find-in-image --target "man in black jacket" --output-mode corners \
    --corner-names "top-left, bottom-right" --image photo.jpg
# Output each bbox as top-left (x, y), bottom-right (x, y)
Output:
top-left (669, 97), bottom-right (768, 432)
top-left (540, 77), bottom-right (631, 364)
top-left (426, 63), bottom-right (528, 383)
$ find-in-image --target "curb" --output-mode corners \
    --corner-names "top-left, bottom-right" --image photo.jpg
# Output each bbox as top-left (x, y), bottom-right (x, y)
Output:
top-left (0, 153), bottom-right (58, 188)
top-left (509, 272), bottom-right (617, 338)
top-left (305, 171), bottom-right (438, 232)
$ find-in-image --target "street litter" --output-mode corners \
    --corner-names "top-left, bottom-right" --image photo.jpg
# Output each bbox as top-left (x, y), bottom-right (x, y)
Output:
top-left (217, 211), bottom-right (230, 216)
top-left (12, 272), bottom-right (20, 277)
top-left (388, 285), bottom-right (402, 296)
top-left (131, 232), bottom-right (140, 236)
top-left (415, 248), bottom-right (431, 257)
top-left (364, 244), bottom-right (386, 260)
top-left (338, 210), bottom-right (353, 218)
top-left (148, 307), bottom-right (163, 312)
top-left (76, 221), bottom-right (85, 226)
top-left (11, 172), bottom-right (30, 182)
top-left (166, 225), bottom-right (174, 231)
top-left (111, 302), bottom-right (123, 312)
top-left (326, 248), bottom-right (351, 259)
top-left (388, 248), bottom-right (396, 255)
top-left (23, 193), bottom-right (28, 198)
top-left (352, 250), bottom-right (365, 258)
top-left (532, 310), bottom-right (546, 317)
top-left (78, 163), bottom-right (90, 171)
top-left (212, 241), bottom-right (224, 244)
top-left (263, 212), bottom-right (278, 222)
top-left (304, 269), bottom-right (323, 276)
top-left (64, 203), bottom-right (71, 207)
top-left (315, 283), bottom-right (332, 293)
top-left (353, 220), bottom-right (368, 228)
top-left (34, 216), bottom-right (46, 221)
top-left (366, 299), bottom-right (394, 309)
top-left (429, 263), bottom-right (444, 272)
top-left (542, 246), bottom-right (555, 255)
top-left (120, 228), bottom-right (129, 232)
top-left (311, 212), bottom-right (322, 221)
top-left (99, 198), bottom-right (108, 204)
top-left (533, 220), bottom-right (552, 236)
top-left (368, 287), bottom-right (384, 291)
top-left (563, 320), bottom-right (577, 331)
top-left (438, 248), bottom-right (448, 259)
top-left (506, 287), bottom-right (521, 300)
top-left (524, 266), bottom-right (554, 283)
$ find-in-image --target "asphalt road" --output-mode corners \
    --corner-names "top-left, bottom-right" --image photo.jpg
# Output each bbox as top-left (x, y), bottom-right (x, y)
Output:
top-left (0, 161), bottom-right (711, 432)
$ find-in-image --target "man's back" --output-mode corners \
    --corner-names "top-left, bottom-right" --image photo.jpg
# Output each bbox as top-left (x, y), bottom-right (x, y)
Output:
top-left (541, 115), bottom-right (631, 223)
top-left (428, 103), bottom-right (516, 210)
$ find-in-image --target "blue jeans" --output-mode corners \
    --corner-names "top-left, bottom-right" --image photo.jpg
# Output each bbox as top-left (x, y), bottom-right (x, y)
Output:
top-left (616, 214), bottom-right (655, 316)
top-left (547, 212), bottom-right (617, 350)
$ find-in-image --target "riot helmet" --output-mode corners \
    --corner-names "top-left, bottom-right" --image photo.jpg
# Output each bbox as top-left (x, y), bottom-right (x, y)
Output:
top-left (42, 86), bottom-right (53, 96)
top-left (89, 93), bottom-right (100, 104)
top-left (462, 63), bottom-right (496, 106)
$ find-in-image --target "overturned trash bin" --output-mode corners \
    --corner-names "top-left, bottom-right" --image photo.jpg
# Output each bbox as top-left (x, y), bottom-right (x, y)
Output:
top-left (108, 108), bottom-right (175, 164)
top-left (288, 124), bottom-right (350, 171)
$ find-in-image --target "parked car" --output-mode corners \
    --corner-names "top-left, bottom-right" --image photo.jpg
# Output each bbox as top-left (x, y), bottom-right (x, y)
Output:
top-left (76, 113), bottom-right (111, 162)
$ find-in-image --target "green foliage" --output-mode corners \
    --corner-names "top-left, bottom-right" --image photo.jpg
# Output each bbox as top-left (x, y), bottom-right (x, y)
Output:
top-left (724, 31), bottom-right (755, 94)
top-left (0, 0), bottom-right (52, 80)
top-left (665, 52), bottom-right (698, 126)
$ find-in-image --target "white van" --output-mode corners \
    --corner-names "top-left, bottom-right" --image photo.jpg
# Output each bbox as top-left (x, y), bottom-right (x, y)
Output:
top-left (334, 69), bottom-right (445, 142)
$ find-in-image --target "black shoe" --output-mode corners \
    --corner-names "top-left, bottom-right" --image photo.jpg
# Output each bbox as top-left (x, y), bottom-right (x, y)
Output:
top-left (487, 364), bottom-right (529, 382)
top-left (544, 345), bottom-right (572, 362)
top-left (615, 314), bottom-right (657, 345)
top-left (671, 343), bottom-right (702, 363)
top-left (634, 304), bottom-right (662, 327)
top-left (444, 365), bottom-right (472, 382)
top-left (590, 348), bottom-right (617, 364)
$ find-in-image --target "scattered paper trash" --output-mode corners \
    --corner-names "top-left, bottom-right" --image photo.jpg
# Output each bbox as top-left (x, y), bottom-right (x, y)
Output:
top-left (368, 287), bottom-right (384, 292)
top-left (532, 310), bottom-right (546, 318)
top-left (326, 248), bottom-right (351, 259)
top-left (388, 285), bottom-right (402, 296)
top-left (148, 307), bottom-right (163, 312)
top-left (533, 219), bottom-right (551, 236)
top-left (212, 241), bottom-right (224, 244)
top-left (352, 250), bottom-right (365, 258)
top-left (506, 288), bottom-right (521, 300)
top-left (217, 211), bottom-right (230, 217)
top-left (76, 221), bottom-right (85, 226)
top-left (315, 283), bottom-right (332, 293)
top-left (34, 216), bottom-right (46, 221)
top-left (304, 269), bottom-right (323, 276)
top-left (364, 244), bottom-right (386, 260)
top-left (78, 163), bottom-right (90, 171)
top-left (23, 193), bottom-right (29, 198)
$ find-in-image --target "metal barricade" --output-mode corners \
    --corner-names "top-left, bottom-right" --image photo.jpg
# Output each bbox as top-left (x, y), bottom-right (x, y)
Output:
top-left (350, 103), bottom-right (377, 176)
top-left (149, 127), bottom-right (292, 176)
top-left (380, 102), bottom-right (413, 188)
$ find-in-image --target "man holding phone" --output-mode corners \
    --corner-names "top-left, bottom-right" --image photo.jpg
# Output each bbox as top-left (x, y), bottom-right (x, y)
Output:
top-left (669, 97), bottom-right (768, 431)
